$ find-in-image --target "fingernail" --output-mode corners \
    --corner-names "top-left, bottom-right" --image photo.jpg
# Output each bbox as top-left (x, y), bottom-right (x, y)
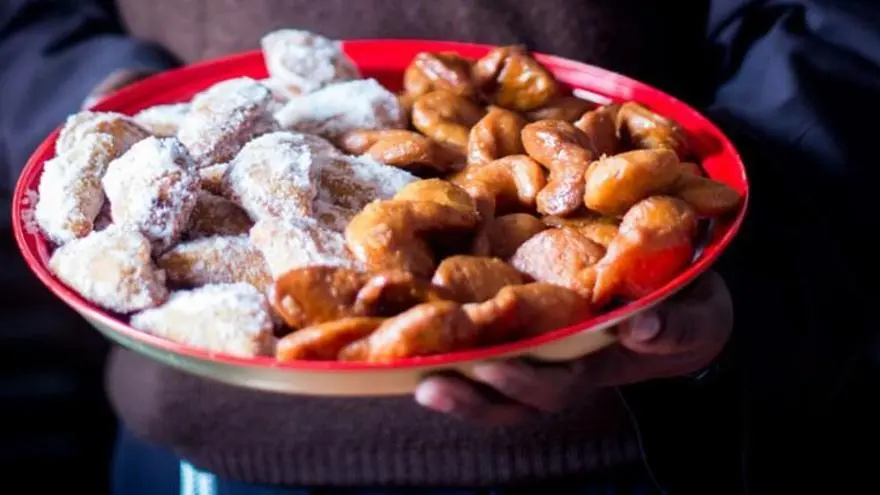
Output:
top-left (629, 311), bottom-right (661, 342)
top-left (414, 381), bottom-right (456, 412)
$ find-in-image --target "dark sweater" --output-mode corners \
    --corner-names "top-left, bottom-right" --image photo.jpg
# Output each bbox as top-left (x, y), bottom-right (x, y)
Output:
top-left (1, 0), bottom-right (878, 491)
top-left (108, 0), bottom-right (712, 486)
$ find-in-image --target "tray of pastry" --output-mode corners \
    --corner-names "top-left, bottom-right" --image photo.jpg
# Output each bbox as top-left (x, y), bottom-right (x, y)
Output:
top-left (11, 30), bottom-right (748, 396)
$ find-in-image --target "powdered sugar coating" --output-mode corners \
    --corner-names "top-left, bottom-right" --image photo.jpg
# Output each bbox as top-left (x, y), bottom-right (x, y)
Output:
top-left (130, 283), bottom-right (274, 358)
top-left (158, 235), bottom-right (272, 292)
top-left (222, 131), bottom-right (328, 222)
top-left (56, 111), bottom-right (151, 156)
top-left (177, 77), bottom-right (278, 168)
top-left (187, 190), bottom-right (254, 238)
top-left (134, 103), bottom-right (191, 137)
top-left (102, 136), bottom-right (200, 252)
top-left (35, 134), bottom-right (115, 244)
top-left (274, 79), bottom-right (406, 140)
top-left (261, 29), bottom-right (360, 95)
top-left (48, 225), bottom-right (168, 313)
top-left (249, 217), bottom-right (360, 279)
top-left (317, 153), bottom-right (418, 213)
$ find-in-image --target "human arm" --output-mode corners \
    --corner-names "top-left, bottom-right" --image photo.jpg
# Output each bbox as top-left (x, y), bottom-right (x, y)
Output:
top-left (416, 0), bottom-right (877, 425)
top-left (0, 0), bottom-right (179, 194)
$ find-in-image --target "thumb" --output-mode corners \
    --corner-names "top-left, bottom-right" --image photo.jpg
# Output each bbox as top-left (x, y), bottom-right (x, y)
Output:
top-left (618, 305), bottom-right (698, 355)
top-left (617, 272), bottom-right (732, 356)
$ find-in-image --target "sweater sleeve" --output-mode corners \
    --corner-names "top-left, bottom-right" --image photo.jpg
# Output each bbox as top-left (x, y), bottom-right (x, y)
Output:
top-left (0, 0), bottom-right (179, 194)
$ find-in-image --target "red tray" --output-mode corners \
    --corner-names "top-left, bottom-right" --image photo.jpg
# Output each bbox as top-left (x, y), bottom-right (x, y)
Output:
top-left (11, 40), bottom-right (749, 396)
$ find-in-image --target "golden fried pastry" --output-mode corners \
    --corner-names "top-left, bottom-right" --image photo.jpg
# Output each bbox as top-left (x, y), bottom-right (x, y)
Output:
top-left (187, 191), bottom-right (254, 238)
top-left (260, 29), bottom-right (360, 96)
top-left (37, 112), bottom-right (152, 244)
top-left (274, 79), bottom-right (406, 140)
top-left (472, 46), bottom-right (558, 111)
top-left (157, 235), bottom-right (272, 292)
top-left (197, 163), bottom-right (228, 195)
top-left (617, 102), bottom-right (689, 159)
top-left (392, 178), bottom-right (479, 216)
top-left (582, 148), bottom-right (682, 217)
top-left (55, 111), bottom-right (151, 156)
top-left (495, 282), bottom-right (592, 337)
top-left (177, 77), bottom-right (278, 168)
top-left (222, 131), bottom-right (326, 221)
top-left (467, 106), bottom-right (528, 166)
top-left (102, 136), bottom-right (200, 252)
top-left (509, 227), bottom-right (605, 297)
top-left (431, 255), bottom-right (524, 303)
top-left (592, 196), bottom-right (698, 305)
top-left (574, 104), bottom-right (620, 157)
top-left (133, 103), bottom-right (191, 137)
top-left (271, 265), bottom-right (370, 329)
top-left (404, 52), bottom-right (476, 99)
top-left (671, 169), bottom-right (742, 217)
top-left (35, 134), bottom-right (115, 244)
top-left (473, 213), bottom-right (548, 259)
top-left (461, 288), bottom-right (521, 344)
top-left (131, 283), bottom-right (274, 358)
top-left (313, 152), bottom-right (420, 229)
top-left (521, 120), bottom-right (594, 216)
top-left (276, 317), bottom-right (385, 361)
top-left (452, 155), bottom-right (546, 217)
top-left (336, 129), bottom-right (461, 175)
top-left (344, 198), bottom-right (479, 278)
top-left (460, 282), bottom-right (591, 344)
top-left (411, 90), bottom-right (485, 155)
top-left (542, 212), bottom-right (620, 248)
top-left (339, 301), bottom-right (478, 361)
top-left (250, 217), bottom-right (360, 279)
top-left (48, 225), bottom-right (168, 313)
top-left (525, 96), bottom-right (596, 122)
top-left (353, 270), bottom-right (452, 316)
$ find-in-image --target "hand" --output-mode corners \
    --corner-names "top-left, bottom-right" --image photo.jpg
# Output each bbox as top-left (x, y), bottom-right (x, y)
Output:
top-left (414, 271), bottom-right (733, 425)
top-left (81, 68), bottom-right (158, 110)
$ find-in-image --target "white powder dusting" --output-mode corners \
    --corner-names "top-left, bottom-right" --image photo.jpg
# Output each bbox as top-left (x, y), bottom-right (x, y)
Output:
top-left (102, 136), bottom-right (200, 252)
top-left (261, 29), bottom-right (360, 95)
top-left (56, 111), bottom-right (151, 156)
top-left (133, 103), bottom-right (191, 137)
top-left (158, 234), bottom-right (272, 292)
top-left (34, 134), bottom-right (115, 244)
top-left (177, 77), bottom-right (278, 168)
top-left (274, 79), bottom-right (406, 140)
top-left (48, 225), bottom-right (169, 313)
top-left (130, 283), bottom-right (274, 358)
top-left (222, 131), bottom-right (328, 222)
top-left (249, 217), bottom-right (361, 278)
top-left (20, 188), bottom-right (40, 234)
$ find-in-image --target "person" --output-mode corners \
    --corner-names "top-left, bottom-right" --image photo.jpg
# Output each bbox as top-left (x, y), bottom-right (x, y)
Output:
top-left (0, 0), bottom-right (875, 493)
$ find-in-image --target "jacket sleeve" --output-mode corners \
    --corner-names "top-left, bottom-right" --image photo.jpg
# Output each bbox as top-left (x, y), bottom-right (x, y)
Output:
top-left (0, 0), bottom-right (179, 193)
top-left (703, 0), bottom-right (878, 481)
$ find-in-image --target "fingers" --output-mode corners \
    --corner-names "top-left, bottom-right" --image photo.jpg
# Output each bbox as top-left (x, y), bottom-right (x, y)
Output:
top-left (618, 271), bottom-right (733, 356)
top-left (414, 359), bottom-right (583, 424)
top-left (415, 374), bottom-right (531, 426)
top-left (469, 360), bottom-right (582, 412)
